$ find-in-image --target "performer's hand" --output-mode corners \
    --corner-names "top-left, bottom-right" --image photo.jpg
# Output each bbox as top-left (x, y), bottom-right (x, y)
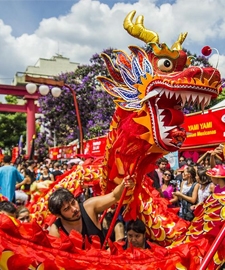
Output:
top-left (122, 175), bottom-right (135, 189)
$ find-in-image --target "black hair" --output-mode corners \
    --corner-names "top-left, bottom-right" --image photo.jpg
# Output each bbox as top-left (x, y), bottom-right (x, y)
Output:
top-left (27, 160), bottom-right (35, 166)
top-left (0, 201), bottom-right (17, 214)
top-left (3, 155), bottom-right (11, 163)
top-left (186, 158), bottom-right (195, 166)
top-left (197, 168), bottom-right (211, 185)
top-left (179, 161), bottom-right (187, 168)
top-left (185, 165), bottom-right (196, 180)
top-left (156, 157), bottom-right (168, 166)
top-left (162, 169), bottom-right (174, 184)
top-left (126, 219), bottom-right (146, 234)
top-left (48, 188), bottom-right (75, 215)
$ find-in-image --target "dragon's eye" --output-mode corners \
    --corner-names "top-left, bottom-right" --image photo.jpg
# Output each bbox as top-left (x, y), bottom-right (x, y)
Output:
top-left (157, 58), bottom-right (173, 71)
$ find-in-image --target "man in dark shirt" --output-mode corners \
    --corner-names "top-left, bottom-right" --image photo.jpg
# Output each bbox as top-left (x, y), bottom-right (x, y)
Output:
top-left (147, 157), bottom-right (168, 197)
top-left (48, 176), bottom-right (135, 246)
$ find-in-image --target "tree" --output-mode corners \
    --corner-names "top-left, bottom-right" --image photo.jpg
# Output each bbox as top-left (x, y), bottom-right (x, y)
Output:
top-left (0, 95), bottom-right (26, 150)
top-left (0, 108), bottom-right (26, 150)
top-left (5, 95), bottom-right (18, 104)
top-left (36, 48), bottom-right (116, 157)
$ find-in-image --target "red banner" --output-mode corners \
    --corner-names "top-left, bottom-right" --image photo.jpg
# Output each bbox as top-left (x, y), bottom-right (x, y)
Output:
top-left (49, 145), bottom-right (78, 160)
top-left (83, 136), bottom-right (107, 157)
top-left (12, 147), bottom-right (19, 163)
top-left (181, 108), bottom-right (225, 149)
top-left (49, 137), bottom-right (107, 160)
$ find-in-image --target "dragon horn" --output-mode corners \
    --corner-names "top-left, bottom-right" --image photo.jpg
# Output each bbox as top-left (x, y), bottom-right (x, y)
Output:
top-left (123, 10), bottom-right (159, 44)
top-left (171, 32), bottom-right (188, 50)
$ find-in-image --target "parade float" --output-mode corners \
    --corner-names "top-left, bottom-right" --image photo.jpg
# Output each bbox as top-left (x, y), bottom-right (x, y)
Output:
top-left (0, 10), bottom-right (224, 270)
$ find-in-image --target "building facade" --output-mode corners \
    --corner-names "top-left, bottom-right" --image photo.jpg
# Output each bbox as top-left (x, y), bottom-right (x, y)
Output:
top-left (13, 54), bottom-right (79, 86)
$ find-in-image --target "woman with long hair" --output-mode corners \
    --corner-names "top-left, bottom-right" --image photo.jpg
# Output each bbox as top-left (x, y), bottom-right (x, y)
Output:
top-left (196, 168), bottom-right (214, 201)
top-left (173, 166), bottom-right (199, 221)
top-left (161, 169), bottom-right (178, 206)
top-left (190, 168), bottom-right (214, 210)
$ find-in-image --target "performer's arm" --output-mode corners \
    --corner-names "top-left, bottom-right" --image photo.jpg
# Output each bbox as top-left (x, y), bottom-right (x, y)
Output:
top-left (84, 175), bottom-right (135, 215)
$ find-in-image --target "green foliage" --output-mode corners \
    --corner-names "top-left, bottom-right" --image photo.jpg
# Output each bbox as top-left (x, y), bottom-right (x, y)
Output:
top-left (0, 95), bottom-right (26, 150)
top-left (5, 95), bottom-right (18, 104)
top-left (0, 112), bottom-right (26, 148)
top-left (217, 87), bottom-right (225, 101)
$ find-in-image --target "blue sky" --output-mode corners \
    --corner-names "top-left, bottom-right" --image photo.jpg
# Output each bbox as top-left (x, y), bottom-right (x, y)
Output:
top-left (0, 0), bottom-right (139, 37)
top-left (0, 1), bottom-right (76, 37)
top-left (0, 0), bottom-right (225, 87)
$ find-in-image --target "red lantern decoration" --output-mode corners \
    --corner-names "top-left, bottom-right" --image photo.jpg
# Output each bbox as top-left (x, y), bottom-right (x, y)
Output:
top-left (201, 46), bottom-right (212, 56)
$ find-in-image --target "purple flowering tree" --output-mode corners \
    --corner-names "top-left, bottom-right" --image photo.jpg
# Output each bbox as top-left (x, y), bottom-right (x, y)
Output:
top-left (35, 48), bottom-right (116, 159)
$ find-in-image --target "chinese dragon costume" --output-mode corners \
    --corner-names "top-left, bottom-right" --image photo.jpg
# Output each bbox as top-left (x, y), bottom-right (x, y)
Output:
top-left (0, 10), bottom-right (224, 270)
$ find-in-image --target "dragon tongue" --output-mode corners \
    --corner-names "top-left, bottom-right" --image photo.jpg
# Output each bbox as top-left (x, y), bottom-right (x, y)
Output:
top-left (163, 108), bottom-right (184, 126)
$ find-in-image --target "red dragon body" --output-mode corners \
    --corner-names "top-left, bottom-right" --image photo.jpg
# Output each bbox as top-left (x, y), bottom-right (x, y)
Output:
top-left (0, 10), bottom-right (224, 270)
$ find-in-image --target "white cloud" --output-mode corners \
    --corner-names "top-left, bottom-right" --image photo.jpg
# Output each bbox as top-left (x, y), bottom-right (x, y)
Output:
top-left (0, 0), bottom-right (225, 87)
top-left (210, 53), bottom-right (225, 79)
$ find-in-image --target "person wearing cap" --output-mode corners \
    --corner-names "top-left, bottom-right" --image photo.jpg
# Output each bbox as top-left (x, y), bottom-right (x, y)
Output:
top-left (206, 164), bottom-right (225, 194)
top-left (174, 164), bottom-right (188, 190)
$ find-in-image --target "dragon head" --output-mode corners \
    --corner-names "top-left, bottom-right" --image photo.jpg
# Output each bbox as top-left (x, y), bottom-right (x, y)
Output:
top-left (98, 11), bottom-right (221, 153)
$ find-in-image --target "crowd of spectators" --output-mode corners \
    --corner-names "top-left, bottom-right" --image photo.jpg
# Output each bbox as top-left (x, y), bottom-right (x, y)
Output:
top-left (0, 144), bottom-right (224, 254)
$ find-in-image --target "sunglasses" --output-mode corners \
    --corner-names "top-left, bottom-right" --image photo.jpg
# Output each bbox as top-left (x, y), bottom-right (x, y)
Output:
top-left (164, 173), bottom-right (171, 177)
